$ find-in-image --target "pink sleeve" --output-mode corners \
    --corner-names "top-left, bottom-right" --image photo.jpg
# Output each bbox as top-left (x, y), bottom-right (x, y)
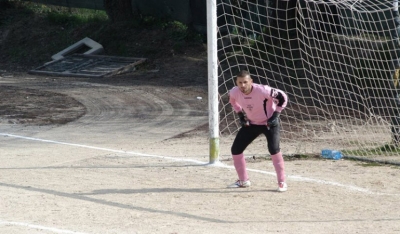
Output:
top-left (229, 89), bottom-right (242, 113)
top-left (264, 85), bottom-right (288, 112)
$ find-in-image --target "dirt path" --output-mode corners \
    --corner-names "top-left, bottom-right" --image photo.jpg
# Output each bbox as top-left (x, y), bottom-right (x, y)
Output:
top-left (1, 72), bottom-right (400, 234)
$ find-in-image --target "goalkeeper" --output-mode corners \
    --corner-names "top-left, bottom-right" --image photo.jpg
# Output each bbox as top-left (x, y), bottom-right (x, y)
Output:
top-left (228, 70), bottom-right (288, 192)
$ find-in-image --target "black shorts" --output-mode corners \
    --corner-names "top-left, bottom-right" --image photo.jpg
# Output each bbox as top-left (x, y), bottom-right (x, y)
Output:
top-left (231, 124), bottom-right (281, 155)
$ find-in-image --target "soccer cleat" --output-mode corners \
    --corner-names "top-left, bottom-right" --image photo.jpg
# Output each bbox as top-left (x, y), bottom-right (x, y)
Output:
top-left (227, 180), bottom-right (251, 188)
top-left (277, 182), bottom-right (288, 192)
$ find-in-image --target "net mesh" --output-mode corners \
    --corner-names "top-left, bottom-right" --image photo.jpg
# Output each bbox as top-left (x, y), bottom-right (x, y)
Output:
top-left (216, 0), bottom-right (400, 163)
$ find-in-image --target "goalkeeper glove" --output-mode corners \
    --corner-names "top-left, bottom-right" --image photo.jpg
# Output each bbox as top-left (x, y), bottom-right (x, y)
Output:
top-left (267, 111), bottom-right (280, 127)
top-left (237, 112), bottom-right (250, 127)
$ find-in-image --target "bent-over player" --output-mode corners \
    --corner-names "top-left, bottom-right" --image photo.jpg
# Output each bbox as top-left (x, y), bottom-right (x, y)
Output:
top-left (228, 70), bottom-right (288, 192)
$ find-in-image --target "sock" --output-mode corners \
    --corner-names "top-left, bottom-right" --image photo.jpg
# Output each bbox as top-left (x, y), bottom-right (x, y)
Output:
top-left (271, 152), bottom-right (285, 183)
top-left (232, 153), bottom-right (248, 181)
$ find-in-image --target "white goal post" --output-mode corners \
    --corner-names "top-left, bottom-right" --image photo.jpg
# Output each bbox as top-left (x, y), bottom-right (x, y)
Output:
top-left (207, 0), bottom-right (400, 163)
top-left (207, 0), bottom-right (220, 163)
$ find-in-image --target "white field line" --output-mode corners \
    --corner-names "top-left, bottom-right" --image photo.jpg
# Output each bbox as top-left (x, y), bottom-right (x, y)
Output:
top-left (0, 219), bottom-right (89, 234)
top-left (0, 133), bottom-right (397, 196)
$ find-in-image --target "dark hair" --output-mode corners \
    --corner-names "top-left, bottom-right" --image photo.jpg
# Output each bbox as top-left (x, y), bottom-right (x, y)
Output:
top-left (237, 70), bottom-right (251, 78)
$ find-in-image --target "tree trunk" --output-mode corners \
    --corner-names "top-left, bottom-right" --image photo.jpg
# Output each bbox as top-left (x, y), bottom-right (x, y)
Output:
top-left (104, 0), bottom-right (134, 22)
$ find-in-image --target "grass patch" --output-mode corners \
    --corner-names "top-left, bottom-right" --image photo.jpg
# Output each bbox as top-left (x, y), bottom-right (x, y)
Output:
top-left (342, 143), bottom-right (400, 157)
top-left (46, 9), bottom-right (108, 27)
top-left (17, 2), bottom-right (109, 26)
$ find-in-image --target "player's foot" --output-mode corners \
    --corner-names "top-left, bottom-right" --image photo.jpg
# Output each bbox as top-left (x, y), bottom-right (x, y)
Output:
top-left (277, 182), bottom-right (288, 192)
top-left (227, 180), bottom-right (251, 188)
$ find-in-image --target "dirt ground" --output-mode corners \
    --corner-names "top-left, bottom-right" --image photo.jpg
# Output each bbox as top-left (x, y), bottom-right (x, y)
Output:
top-left (1, 51), bottom-right (400, 234)
top-left (1, 4), bottom-right (400, 234)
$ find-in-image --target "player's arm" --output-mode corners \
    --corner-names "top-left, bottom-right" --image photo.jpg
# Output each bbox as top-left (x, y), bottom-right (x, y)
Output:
top-left (229, 90), bottom-right (249, 127)
top-left (266, 87), bottom-right (288, 127)
top-left (270, 88), bottom-right (288, 112)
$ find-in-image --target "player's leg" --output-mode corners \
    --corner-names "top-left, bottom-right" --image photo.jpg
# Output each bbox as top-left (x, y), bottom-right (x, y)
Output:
top-left (265, 125), bottom-right (287, 192)
top-left (228, 126), bottom-right (262, 188)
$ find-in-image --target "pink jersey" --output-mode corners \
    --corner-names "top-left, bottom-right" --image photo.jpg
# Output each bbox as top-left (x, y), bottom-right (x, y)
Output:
top-left (229, 83), bottom-right (288, 125)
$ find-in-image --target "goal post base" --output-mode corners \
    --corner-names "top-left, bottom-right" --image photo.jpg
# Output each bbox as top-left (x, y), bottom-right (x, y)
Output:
top-left (209, 137), bottom-right (220, 164)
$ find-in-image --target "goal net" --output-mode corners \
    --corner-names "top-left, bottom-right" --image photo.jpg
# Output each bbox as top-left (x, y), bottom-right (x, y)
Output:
top-left (216, 0), bottom-right (400, 162)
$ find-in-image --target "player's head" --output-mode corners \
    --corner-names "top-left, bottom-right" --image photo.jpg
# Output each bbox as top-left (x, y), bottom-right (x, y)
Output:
top-left (236, 70), bottom-right (253, 94)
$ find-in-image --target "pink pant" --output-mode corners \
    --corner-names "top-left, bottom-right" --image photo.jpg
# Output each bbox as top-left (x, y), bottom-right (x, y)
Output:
top-left (232, 152), bottom-right (285, 183)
